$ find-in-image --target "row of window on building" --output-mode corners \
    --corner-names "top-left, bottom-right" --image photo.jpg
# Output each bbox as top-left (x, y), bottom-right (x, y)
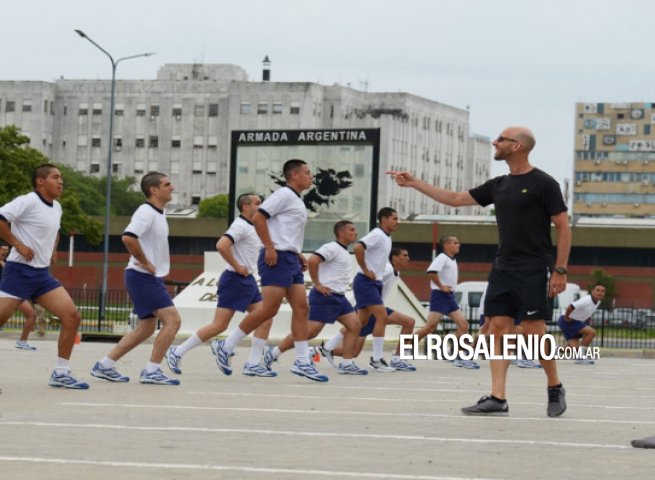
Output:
top-left (83, 160), bottom-right (218, 176)
top-left (0, 99), bottom-right (54, 114)
top-left (75, 135), bottom-right (219, 149)
top-left (574, 193), bottom-right (655, 205)
top-left (575, 172), bottom-right (655, 183)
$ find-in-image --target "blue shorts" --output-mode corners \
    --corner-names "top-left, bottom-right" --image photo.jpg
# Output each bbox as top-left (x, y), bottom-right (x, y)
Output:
top-left (258, 249), bottom-right (304, 288)
top-left (308, 288), bottom-right (355, 324)
top-left (0, 261), bottom-right (61, 301)
top-left (353, 273), bottom-right (383, 309)
top-left (429, 290), bottom-right (460, 315)
top-left (125, 269), bottom-right (174, 319)
top-left (557, 315), bottom-right (588, 340)
top-left (217, 270), bottom-right (262, 312)
top-left (359, 307), bottom-right (394, 337)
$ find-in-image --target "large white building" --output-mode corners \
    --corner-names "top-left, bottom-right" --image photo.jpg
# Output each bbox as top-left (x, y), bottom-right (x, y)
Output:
top-left (0, 63), bottom-right (491, 217)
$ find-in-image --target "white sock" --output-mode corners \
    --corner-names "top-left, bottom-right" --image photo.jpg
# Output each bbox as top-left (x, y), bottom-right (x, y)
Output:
top-left (145, 361), bottom-right (161, 373)
top-left (324, 331), bottom-right (344, 351)
top-left (174, 333), bottom-right (203, 357)
top-left (340, 358), bottom-right (353, 367)
top-left (99, 356), bottom-right (116, 369)
top-left (247, 337), bottom-right (266, 365)
top-left (372, 337), bottom-right (384, 361)
top-left (55, 357), bottom-right (70, 374)
top-left (224, 328), bottom-right (247, 353)
top-left (294, 340), bottom-right (310, 364)
top-left (272, 346), bottom-right (281, 360)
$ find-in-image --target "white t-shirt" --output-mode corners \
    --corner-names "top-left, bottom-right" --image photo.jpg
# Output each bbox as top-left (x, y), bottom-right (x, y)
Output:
top-left (568, 295), bottom-right (602, 322)
top-left (124, 203), bottom-right (170, 277)
top-left (313, 241), bottom-right (352, 294)
top-left (223, 215), bottom-right (261, 275)
top-left (356, 227), bottom-right (392, 281)
top-left (258, 186), bottom-right (307, 253)
top-left (0, 192), bottom-right (62, 268)
top-left (426, 253), bottom-right (458, 291)
top-left (381, 262), bottom-right (399, 301)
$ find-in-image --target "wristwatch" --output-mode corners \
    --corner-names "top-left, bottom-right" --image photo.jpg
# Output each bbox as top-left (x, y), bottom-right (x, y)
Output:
top-left (552, 266), bottom-right (567, 275)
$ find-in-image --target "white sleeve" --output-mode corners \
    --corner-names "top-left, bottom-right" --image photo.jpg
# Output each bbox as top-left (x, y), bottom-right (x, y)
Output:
top-left (258, 189), bottom-right (287, 219)
top-left (427, 254), bottom-right (446, 273)
top-left (0, 194), bottom-right (30, 223)
top-left (124, 206), bottom-right (152, 237)
top-left (359, 229), bottom-right (381, 249)
top-left (314, 243), bottom-right (336, 262)
top-left (571, 296), bottom-right (591, 310)
top-left (224, 220), bottom-right (245, 244)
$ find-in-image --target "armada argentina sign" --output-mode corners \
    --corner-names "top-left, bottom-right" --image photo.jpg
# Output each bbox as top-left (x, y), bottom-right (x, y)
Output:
top-left (235, 129), bottom-right (373, 144)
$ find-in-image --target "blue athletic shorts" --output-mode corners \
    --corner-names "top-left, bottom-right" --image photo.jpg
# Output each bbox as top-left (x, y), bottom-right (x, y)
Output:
top-left (353, 273), bottom-right (383, 309)
top-left (258, 249), bottom-right (304, 288)
top-left (125, 269), bottom-right (174, 319)
top-left (557, 315), bottom-right (587, 340)
top-left (217, 270), bottom-right (262, 312)
top-left (0, 261), bottom-right (61, 301)
top-left (429, 290), bottom-right (460, 315)
top-left (359, 307), bottom-right (394, 337)
top-left (308, 288), bottom-right (355, 324)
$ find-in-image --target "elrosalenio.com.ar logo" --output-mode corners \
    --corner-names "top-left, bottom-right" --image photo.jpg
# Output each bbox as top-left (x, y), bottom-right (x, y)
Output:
top-left (398, 334), bottom-right (600, 361)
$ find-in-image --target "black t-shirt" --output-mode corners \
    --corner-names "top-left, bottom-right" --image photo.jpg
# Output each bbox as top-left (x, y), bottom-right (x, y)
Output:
top-left (469, 168), bottom-right (567, 270)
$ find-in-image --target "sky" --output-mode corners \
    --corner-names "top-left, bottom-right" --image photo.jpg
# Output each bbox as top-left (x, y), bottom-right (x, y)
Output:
top-left (3, 0), bottom-right (655, 190)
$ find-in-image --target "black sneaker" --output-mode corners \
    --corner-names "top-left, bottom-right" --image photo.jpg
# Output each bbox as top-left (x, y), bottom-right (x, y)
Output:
top-left (547, 384), bottom-right (566, 417)
top-left (461, 396), bottom-right (509, 416)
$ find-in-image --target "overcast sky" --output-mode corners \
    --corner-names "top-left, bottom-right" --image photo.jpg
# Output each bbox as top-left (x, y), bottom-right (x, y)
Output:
top-left (4, 0), bottom-right (655, 190)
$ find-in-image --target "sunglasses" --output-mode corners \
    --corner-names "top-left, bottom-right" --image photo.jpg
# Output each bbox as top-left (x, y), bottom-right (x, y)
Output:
top-left (496, 135), bottom-right (519, 143)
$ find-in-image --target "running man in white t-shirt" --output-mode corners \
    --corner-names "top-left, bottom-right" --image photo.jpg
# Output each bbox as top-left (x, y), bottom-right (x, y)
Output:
top-left (263, 221), bottom-right (367, 375)
top-left (557, 283), bottom-right (606, 365)
top-left (90, 172), bottom-right (182, 385)
top-left (165, 193), bottom-right (275, 377)
top-left (212, 159), bottom-right (328, 382)
top-left (414, 236), bottom-right (479, 369)
top-left (0, 164), bottom-right (88, 389)
top-left (352, 207), bottom-right (399, 371)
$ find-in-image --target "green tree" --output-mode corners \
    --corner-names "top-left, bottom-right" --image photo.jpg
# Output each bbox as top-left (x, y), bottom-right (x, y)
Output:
top-left (197, 194), bottom-right (229, 218)
top-left (0, 125), bottom-right (102, 244)
top-left (588, 268), bottom-right (616, 310)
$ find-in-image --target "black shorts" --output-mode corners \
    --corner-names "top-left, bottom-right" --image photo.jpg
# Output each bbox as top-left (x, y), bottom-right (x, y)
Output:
top-left (484, 268), bottom-right (548, 320)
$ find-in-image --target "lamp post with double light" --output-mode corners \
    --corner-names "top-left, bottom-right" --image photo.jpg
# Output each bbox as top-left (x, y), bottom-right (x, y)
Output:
top-left (74, 29), bottom-right (154, 322)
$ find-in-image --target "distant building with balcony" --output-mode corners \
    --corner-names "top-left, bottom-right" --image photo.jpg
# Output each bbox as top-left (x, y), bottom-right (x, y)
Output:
top-left (574, 102), bottom-right (655, 218)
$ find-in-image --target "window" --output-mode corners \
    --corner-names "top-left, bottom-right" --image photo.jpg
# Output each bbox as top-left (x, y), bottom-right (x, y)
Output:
top-left (257, 102), bottom-right (269, 114)
top-left (206, 162), bottom-right (217, 173)
top-left (135, 137), bottom-right (145, 148)
top-left (5, 101), bottom-right (15, 112)
top-left (272, 102), bottom-right (283, 114)
top-left (290, 102), bottom-right (300, 114)
top-left (193, 136), bottom-right (204, 148)
top-left (208, 103), bottom-right (218, 117)
top-left (240, 102), bottom-right (251, 114)
top-left (22, 101), bottom-right (32, 112)
top-left (192, 195), bottom-right (201, 205)
top-left (91, 136), bottom-right (101, 147)
top-left (63, 105), bottom-right (67, 115)
top-left (77, 135), bottom-right (87, 146)
top-left (194, 105), bottom-right (205, 116)
top-left (114, 137), bottom-right (123, 150)
top-left (171, 136), bottom-right (181, 148)
top-left (114, 103), bottom-right (124, 116)
top-left (149, 136), bottom-right (159, 148)
top-left (44, 100), bottom-right (48, 112)
top-left (192, 161), bottom-right (203, 173)
top-left (112, 163), bottom-right (121, 174)
top-left (136, 104), bottom-right (146, 116)
top-left (134, 161), bottom-right (144, 173)
top-left (92, 103), bottom-right (102, 115)
top-left (207, 136), bottom-right (218, 149)
top-left (78, 103), bottom-right (88, 115)
top-left (172, 104), bottom-right (182, 118)
top-left (150, 104), bottom-right (160, 117)
top-left (90, 164), bottom-right (100, 173)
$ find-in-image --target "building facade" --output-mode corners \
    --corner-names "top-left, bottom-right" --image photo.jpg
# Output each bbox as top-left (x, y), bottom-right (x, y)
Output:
top-left (574, 102), bottom-right (655, 217)
top-left (0, 63), bottom-right (491, 217)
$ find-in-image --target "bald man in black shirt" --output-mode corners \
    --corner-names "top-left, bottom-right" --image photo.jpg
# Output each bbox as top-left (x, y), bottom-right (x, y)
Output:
top-left (388, 125), bottom-right (571, 418)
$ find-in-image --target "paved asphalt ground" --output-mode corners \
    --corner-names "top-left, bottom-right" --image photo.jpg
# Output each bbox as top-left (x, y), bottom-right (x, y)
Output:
top-left (0, 336), bottom-right (653, 480)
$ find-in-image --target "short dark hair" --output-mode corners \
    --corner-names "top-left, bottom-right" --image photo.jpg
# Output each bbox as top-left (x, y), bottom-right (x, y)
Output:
top-left (389, 246), bottom-right (408, 262)
top-left (377, 207), bottom-right (397, 223)
top-left (283, 159), bottom-right (307, 180)
top-left (333, 220), bottom-right (353, 237)
top-left (32, 163), bottom-right (59, 188)
top-left (236, 193), bottom-right (257, 212)
top-left (140, 172), bottom-right (167, 198)
top-left (592, 283), bottom-right (606, 290)
top-left (439, 235), bottom-right (455, 250)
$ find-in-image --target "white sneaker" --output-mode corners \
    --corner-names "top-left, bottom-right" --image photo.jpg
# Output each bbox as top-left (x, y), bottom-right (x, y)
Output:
top-left (368, 357), bottom-right (395, 372)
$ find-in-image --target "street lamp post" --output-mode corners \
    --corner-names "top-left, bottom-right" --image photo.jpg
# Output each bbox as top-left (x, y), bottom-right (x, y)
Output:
top-left (74, 29), bottom-right (154, 322)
